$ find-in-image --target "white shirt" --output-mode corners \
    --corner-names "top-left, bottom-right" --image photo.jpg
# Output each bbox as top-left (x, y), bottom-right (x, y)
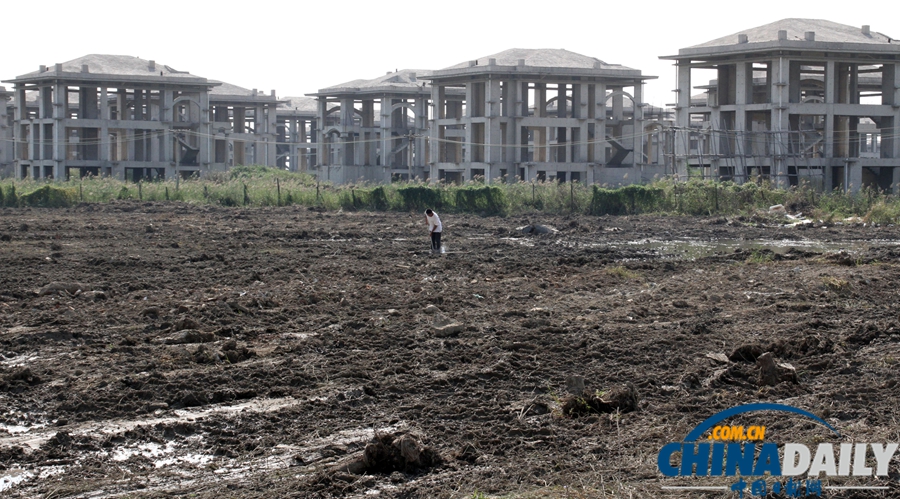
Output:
top-left (426, 212), bottom-right (442, 233)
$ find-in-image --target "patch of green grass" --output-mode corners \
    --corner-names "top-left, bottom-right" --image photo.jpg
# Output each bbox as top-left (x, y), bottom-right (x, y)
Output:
top-left (746, 249), bottom-right (775, 264)
top-left (822, 276), bottom-right (850, 293)
top-left (604, 266), bottom-right (639, 279)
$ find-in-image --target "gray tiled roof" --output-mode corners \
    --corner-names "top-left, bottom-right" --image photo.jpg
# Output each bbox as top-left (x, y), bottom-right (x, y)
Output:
top-left (278, 96), bottom-right (318, 114)
top-left (13, 54), bottom-right (203, 79)
top-left (442, 48), bottom-right (632, 71)
top-left (312, 69), bottom-right (432, 95)
top-left (690, 19), bottom-right (894, 49)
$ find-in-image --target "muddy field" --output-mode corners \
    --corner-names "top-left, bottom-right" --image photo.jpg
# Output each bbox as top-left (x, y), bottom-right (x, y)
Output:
top-left (1, 202), bottom-right (900, 498)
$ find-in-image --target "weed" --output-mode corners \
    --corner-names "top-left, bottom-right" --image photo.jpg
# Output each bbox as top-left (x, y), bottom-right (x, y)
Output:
top-left (746, 249), bottom-right (775, 264)
top-left (604, 266), bottom-right (638, 279)
top-left (822, 276), bottom-right (850, 293)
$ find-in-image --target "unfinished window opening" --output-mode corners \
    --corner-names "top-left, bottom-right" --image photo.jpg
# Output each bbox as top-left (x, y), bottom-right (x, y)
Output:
top-left (790, 114), bottom-right (825, 158)
top-left (862, 166), bottom-right (893, 192)
top-left (751, 63), bottom-right (771, 104)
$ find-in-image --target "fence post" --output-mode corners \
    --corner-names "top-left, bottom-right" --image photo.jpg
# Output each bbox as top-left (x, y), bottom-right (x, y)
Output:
top-left (165, 186), bottom-right (170, 201)
top-left (532, 181), bottom-right (535, 205)
top-left (243, 183), bottom-right (249, 206)
top-left (316, 181), bottom-right (320, 203)
top-left (276, 178), bottom-right (281, 206)
top-left (138, 181), bottom-right (143, 201)
top-left (79, 179), bottom-right (83, 202)
top-left (570, 182), bottom-right (575, 212)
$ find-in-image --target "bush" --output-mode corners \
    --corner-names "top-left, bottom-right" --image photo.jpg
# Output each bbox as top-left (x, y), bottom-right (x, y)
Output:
top-left (18, 185), bottom-right (77, 207)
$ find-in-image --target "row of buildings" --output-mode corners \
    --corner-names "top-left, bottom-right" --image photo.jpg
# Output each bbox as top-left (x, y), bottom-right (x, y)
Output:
top-left (3, 18), bottom-right (900, 192)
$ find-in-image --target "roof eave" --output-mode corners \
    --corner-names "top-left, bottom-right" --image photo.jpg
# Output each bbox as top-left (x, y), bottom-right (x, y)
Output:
top-left (4, 71), bottom-right (214, 87)
top-left (422, 65), bottom-right (647, 81)
top-left (663, 40), bottom-right (900, 60)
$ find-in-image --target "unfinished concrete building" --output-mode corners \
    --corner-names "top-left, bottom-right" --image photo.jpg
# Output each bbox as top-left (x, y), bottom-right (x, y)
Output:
top-left (0, 86), bottom-right (12, 177)
top-left (424, 49), bottom-right (658, 184)
top-left (662, 19), bottom-right (900, 192)
top-left (209, 82), bottom-right (282, 169)
top-left (3, 55), bottom-right (218, 180)
top-left (310, 69), bottom-right (447, 184)
top-left (276, 96), bottom-right (317, 172)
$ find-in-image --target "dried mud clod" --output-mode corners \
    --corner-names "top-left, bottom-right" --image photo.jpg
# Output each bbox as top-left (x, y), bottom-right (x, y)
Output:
top-left (333, 432), bottom-right (441, 475)
top-left (757, 352), bottom-right (799, 387)
top-left (561, 383), bottom-right (639, 417)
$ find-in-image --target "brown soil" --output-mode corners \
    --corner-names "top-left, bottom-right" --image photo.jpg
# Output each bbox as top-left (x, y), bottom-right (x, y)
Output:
top-left (1, 202), bottom-right (899, 498)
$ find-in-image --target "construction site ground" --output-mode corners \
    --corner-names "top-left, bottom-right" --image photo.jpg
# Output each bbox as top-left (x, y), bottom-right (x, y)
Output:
top-left (1, 203), bottom-right (899, 498)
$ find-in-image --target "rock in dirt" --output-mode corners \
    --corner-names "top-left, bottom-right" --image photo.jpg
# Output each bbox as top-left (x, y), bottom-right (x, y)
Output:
top-left (432, 313), bottom-right (463, 337)
top-left (519, 224), bottom-right (558, 235)
top-left (79, 290), bottom-right (107, 301)
top-left (37, 282), bottom-right (90, 296)
top-left (565, 375), bottom-right (585, 395)
top-left (424, 304), bottom-right (441, 314)
top-left (561, 383), bottom-right (639, 417)
top-left (334, 432), bottom-right (441, 475)
top-left (171, 317), bottom-right (202, 332)
top-left (140, 306), bottom-right (162, 318)
top-left (757, 352), bottom-right (798, 386)
top-left (162, 329), bottom-right (215, 344)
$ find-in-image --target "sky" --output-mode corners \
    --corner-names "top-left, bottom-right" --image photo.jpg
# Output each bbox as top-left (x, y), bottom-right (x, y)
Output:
top-left (1, 0), bottom-right (893, 108)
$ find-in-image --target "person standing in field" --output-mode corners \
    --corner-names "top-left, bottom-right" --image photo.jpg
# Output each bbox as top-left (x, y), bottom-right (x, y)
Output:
top-left (425, 209), bottom-right (442, 254)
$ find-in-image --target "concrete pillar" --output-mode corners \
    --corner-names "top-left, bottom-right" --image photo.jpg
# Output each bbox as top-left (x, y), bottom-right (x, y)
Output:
top-left (161, 90), bottom-right (174, 177)
top-left (429, 85), bottom-right (441, 176)
top-left (734, 62), bottom-right (751, 183)
top-left (575, 83), bottom-right (589, 164)
top-left (198, 91), bottom-right (211, 169)
top-left (591, 83), bottom-right (606, 169)
top-left (485, 78), bottom-right (502, 181)
top-left (675, 62), bottom-right (691, 180)
top-left (316, 98), bottom-right (327, 167)
top-left (504, 81), bottom-right (519, 168)
top-left (463, 83), bottom-right (475, 163)
top-left (633, 81), bottom-right (644, 169)
top-left (100, 87), bottom-right (109, 163)
top-left (267, 104), bottom-right (277, 167)
top-left (53, 83), bottom-right (66, 178)
top-left (380, 97), bottom-right (392, 169)
top-left (415, 96), bottom-right (428, 170)
top-left (771, 57), bottom-right (791, 188)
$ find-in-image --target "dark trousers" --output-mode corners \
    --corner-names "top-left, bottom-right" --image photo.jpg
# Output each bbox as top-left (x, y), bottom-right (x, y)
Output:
top-left (431, 231), bottom-right (442, 253)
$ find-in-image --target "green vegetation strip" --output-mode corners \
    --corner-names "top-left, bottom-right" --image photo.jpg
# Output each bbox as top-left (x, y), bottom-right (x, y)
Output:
top-left (2, 166), bottom-right (899, 222)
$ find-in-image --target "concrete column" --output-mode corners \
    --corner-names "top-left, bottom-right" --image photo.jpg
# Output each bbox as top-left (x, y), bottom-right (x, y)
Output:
top-left (633, 81), bottom-right (644, 169)
top-left (161, 90), bottom-right (174, 177)
top-left (504, 81), bottom-right (519, 168)
top-left (100, 86), bottom-right (109, 163)
top-left (415, 96), bottom-right (428, 170)
top-left (734, 62), bottom-right (751, 183)
top-left (824, 61), bottom-right (836, 162)
top-left (464, 83), bottom-right (475, 163)
top-left (316, 98), bottom-right (327, 167)
top-left (594, 83), bottom-right (607, 169)
top-left (53, 83), bottom-right (66, 178)
top-left (485, 78), bottom-right (502, 181)
top-left (198, 91), bottom-right (211, 169)
top-left (772, 57), bottom-right (791, 188)
top-left (575, 83), bottom-right (589, 163)
top-left (429, 85), bottom-right (441, 175)
top-left (675, 62), bottom-right (691, 180)
top-left (890, 65), bottom-right (900, 161)
top-left (267, 104), bottom-right (277, 167)
top-left (380, 97), bottom-right (391, 169)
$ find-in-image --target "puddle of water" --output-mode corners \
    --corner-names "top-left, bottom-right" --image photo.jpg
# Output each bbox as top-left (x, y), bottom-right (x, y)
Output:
top-left (0, 470), bottom-right (32, 493)
top-left (0, 423), bottom-right (45, 435)
top-left (503, 235), bottom-right (894, 260)
top-left (0, 396), bottom-right (302, 452)
top-left (611, 238), bottom-right (894, 260)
